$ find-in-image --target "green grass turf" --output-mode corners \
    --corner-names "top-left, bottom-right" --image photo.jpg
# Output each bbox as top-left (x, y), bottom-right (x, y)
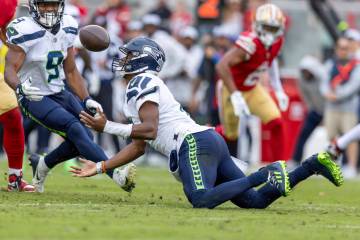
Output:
top-left (0, 160), bottom-right (359, 240)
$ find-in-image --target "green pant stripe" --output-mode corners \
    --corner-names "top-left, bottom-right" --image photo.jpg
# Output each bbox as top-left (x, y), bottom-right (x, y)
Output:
top-left (185, 134), bottom-right (205, 190)
top-left (19, 101), bottom-right (67, 138)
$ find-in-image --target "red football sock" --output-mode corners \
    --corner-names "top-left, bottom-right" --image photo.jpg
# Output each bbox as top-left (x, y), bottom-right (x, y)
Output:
top-left (0, 108), bottom-right (25, 170)
top-left (264, 118), bottom-right (285, 161)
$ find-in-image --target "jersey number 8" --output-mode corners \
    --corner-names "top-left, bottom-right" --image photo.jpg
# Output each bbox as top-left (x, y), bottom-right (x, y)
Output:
top-left (46, 51), bottom-right (64, 83)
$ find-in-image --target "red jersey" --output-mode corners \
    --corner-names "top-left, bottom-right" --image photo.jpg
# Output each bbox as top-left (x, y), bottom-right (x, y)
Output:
top-left (0, 0), bottom-right (17, 28)
top-left (231, 31), bottom-right (284, 91)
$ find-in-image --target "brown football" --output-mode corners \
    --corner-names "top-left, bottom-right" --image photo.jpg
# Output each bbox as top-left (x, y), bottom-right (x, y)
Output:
top-left (79, 25), bottom-right (110, 52)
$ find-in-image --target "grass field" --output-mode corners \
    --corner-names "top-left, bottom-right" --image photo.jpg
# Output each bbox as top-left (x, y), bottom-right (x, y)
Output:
top-left (0, 160), bottom-right (359, 240)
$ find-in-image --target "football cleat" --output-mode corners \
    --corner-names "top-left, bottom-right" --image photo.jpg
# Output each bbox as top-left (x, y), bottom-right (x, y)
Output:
top-left (265, 161), bottom-right (291, 197)
top-left (7, 173), bottom-right (35, 192)
top-left (302, 152), bottom-right (344, 187)
top-left (112, 163), bottom-right (136, 193)
top-left (29, 153), bottom-right (50, 193)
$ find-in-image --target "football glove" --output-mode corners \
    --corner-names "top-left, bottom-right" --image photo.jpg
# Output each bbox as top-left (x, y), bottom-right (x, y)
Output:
top-left (275, 91), bottom-right (289, 112)
top-left (83, 97), bottom-right (103, 115)
top-left (16, 78), bottom-right (43, 101)
top-left (230, 91), bottom-right (250, 117)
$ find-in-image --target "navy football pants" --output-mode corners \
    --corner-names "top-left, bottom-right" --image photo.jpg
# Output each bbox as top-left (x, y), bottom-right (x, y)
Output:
top-left (19, 90), bottom-right (113, 176)
top-left (178, 129), bottom-right (312, 209)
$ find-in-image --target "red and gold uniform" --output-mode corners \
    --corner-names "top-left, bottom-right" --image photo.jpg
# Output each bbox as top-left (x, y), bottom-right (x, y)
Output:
top-left (0, 0), bottom-right (33, 191)
top-left (218, 31), bottom-right (285, 161)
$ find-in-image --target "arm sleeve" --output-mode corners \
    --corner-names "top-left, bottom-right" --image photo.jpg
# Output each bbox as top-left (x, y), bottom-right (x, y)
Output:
top-left (269, 59), bottom-right (284, 92)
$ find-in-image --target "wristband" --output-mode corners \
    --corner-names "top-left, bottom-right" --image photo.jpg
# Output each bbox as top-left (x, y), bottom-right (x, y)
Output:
top-left (96, 161), bottom-right (105, 174)
top-left (103, 120), bottom-right (132, 138)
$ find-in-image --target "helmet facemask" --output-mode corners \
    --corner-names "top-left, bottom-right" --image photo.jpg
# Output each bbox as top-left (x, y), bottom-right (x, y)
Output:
top-left (30, 0), bottom-right (64, 28)
top-left (255, 22), bottom-right (284, 47)
top-left (112, 48), bottom-right (148, 78)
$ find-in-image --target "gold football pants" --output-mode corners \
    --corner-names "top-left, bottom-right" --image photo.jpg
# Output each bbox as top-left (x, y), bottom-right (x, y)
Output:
top-left (217, 81), bottom-right (281, 140)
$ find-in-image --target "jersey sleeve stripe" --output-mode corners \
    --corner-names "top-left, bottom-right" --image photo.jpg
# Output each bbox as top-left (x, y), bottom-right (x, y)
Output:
top-left (10, 30), bottom-right (46, 45)
top-left (136, 86), bottom-right (159, 101)
top-left (235, 41), bottom-right (253, 55)
top-left (63, 27), bottom-right (78, 35)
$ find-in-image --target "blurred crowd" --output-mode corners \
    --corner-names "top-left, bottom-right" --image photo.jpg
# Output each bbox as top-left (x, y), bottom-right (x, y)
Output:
top-left (2, 0), bottom-right (360, 178)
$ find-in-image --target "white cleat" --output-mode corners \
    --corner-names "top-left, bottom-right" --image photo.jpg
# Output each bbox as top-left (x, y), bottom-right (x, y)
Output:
top-left (29, 154), bottom-right (50, 193)
top-left (112, 163), bottom-right (136, 193)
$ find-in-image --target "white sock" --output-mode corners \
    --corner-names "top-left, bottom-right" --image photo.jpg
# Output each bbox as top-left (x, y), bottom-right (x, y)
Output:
top-left (337, 124), bottom-right (360, 150)
top-left (8, 168), bottom-right (22, 176)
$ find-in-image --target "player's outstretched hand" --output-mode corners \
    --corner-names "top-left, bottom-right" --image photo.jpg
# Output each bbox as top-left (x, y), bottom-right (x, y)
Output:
top-left (69, 158), bottom-right (97, 177)
top-left (80, 107), bottom-right (107, 132)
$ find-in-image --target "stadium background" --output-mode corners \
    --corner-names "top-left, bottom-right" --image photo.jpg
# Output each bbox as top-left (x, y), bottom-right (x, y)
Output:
top-left (0, 0), bottom-right (360, 239)
top-left (6, 0), bottom-right (360, 170)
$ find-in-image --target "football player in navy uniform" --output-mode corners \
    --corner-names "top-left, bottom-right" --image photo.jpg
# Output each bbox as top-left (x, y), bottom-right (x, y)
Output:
top-left (73, 37), bottom-right (343, 209)
top-left (4, 0), bottom-right (135, 192)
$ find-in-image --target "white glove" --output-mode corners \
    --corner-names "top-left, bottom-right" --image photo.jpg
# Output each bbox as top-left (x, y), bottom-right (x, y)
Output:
top-left (275, 91), bottom-right (289, 112)
top-left (16, 78), bottom-right (43, 101)
top-left (84, 97), bottom-right (103, 115)
top-left (230, 91), bottom-right (250, 117)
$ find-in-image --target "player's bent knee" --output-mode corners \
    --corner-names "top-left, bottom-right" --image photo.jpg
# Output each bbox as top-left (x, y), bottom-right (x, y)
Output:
top-left (188, 190), bottom-right (216, 209)
top-left (67, 121), bottom-right (93, 141)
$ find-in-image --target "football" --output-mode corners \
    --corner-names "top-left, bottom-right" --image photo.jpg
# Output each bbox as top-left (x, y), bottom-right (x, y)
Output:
top-left (79, 25), bottom-right (110, 52)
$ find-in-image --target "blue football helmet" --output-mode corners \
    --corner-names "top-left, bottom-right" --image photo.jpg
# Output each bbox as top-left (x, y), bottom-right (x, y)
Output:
top-left (29, 0), bottom-right (65, 28)
top-left (112, 37), bottom-right (166, 76)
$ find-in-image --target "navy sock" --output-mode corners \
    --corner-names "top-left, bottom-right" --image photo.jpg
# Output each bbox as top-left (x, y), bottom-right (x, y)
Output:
top-left (66, 122), bottom-right (114, 178)
top-left (289, 165), bottom-right (313, 188)
top-left (44, 141), bottom-right (78, 169)
top-left (247, 168), bottom-right (269, 186)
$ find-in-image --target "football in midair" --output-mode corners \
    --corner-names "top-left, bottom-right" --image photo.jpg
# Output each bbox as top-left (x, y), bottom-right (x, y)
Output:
top-left (79, 25), bottom-right (110, 52)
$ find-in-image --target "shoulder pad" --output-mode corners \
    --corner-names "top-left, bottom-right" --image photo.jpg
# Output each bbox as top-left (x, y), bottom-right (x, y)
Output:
top-left (61, 15), bottom-right (79, 48)
top-left (235, 33), bottom-right (257, 55)
top-left (62, 14), bottom-right (79, 35)
top-left (6, 17), bottom-right (45, 50)
top-left (126, 73), bottom-right (158, 103)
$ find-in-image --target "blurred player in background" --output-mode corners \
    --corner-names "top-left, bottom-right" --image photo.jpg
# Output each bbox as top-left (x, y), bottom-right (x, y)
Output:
top-left (216, 3), bottom-right (289, 162)
top-left (4, 0), bottom-right (135, 192)
top-left (0, 0), bottom-right (35, 192)
top-left (73, 37), bottom-right (343, 209)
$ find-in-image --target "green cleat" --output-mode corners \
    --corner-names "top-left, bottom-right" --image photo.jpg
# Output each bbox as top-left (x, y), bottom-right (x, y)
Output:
top-left (265, 161), bottom-right (291, 197)
top-left (303, 152), bottom-right (344, 187)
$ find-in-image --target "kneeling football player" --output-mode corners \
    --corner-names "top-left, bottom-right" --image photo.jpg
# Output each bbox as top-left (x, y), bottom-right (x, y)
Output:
top-left (73, 37), bottom-right (344, 209)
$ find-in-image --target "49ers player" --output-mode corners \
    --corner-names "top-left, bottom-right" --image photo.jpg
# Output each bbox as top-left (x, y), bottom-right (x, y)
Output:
top-left (0, 0), bottom-right (35, 191)
top-left (216, 3), bottom-right (289, 162)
